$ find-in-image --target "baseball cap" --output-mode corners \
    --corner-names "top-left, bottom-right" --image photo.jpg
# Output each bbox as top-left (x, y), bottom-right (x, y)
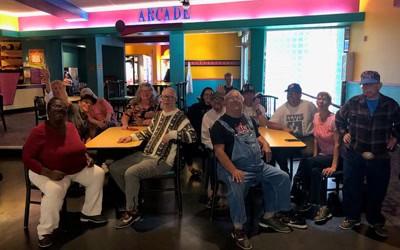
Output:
top-left (211, 92), bottom-right (225, 100)
top-left (284, 83), bottom-right (302, 93)
top-left (360, 70), bottom-right (380, 85)
top-left (241, 84), bottom-right (255, 94)
top-left (80, 87), bottom-right (98, 99)
top-left (80, 94), bottom-right (97, 104)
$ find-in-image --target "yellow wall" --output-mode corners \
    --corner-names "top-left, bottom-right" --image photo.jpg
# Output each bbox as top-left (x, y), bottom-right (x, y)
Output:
top-left (350, 0), bottom-right (400, 83)
top-left (185, 33), bottom-right (241, 79)
top-left (0, 14), bottom-right (19, 31)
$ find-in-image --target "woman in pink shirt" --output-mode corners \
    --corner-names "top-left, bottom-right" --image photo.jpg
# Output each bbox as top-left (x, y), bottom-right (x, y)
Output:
top-left (292, 92), bottom-right (342, 223)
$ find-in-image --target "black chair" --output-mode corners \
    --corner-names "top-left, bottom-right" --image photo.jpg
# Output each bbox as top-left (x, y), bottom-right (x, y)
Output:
top-left (139, 141), bottom-right (184, 217)
top-left (34, 96), bottom-right (47, 125)
top-left (114, 110), bottom-right (123, 122)
top-left (256, 94), bottom-right (278, 118)
top-left (326, 171), bottom-right (343, 194)
top-left (0, 94), bottom-right (6, 131)
top-left (23, 166), bottom-right (84, 231)
top-left (175, 81), bottom-right (188, 113)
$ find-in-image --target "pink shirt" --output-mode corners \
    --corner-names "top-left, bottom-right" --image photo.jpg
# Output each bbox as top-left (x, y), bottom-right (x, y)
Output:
top-left (313, 112), bottom-right (336, 156)
top-left (88, 98), bottom-right (114, 121)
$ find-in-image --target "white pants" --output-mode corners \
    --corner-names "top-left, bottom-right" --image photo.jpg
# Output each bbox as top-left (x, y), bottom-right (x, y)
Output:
top-left (29, 165), bottom-right (105, 239)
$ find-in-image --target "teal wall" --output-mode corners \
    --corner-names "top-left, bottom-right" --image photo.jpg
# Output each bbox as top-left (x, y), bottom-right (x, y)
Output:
top-left (78, 48), bottom-right (87, 83)
top-left (21, 39), bottom-right (63, 80)
top-left (170, 31), bottom-right (185, 88)
top-left (62, 46), bottom-right (79, 68)
top-left (346, 82), bottom-right (400, 104)
top-left (84, 36), bottom-right (125, 97)
top-left (102, 45), bottom-right (125, 81)
top-left (249, 28), bottom-right (266, 93)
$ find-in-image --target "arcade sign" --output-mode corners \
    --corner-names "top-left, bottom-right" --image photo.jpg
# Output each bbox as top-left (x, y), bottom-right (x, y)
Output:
top-left (138, 6), bottom-right (190, 22)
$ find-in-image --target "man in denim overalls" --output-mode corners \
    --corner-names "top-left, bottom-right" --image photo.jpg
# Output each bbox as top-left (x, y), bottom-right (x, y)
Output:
top-left (210, 90), bottom-right (292, 250)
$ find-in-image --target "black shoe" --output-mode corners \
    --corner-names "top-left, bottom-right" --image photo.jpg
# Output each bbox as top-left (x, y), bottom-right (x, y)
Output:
top-left (115, 210), bottom-right (141, 229)
top-left (38, 234), bottom-right (52, 248)
top-left (259, 216), bottom-right (291, 233)
top-left (231, 229), bottom-right (252, 250)
top-left (279, 211), bottom-right (308, 229)
top-left (297, 202), bottom-right (312, 212)
top-left (80, 213), bottom-right (108, 224)
top-left (369, 224), bottom-right (388, 238)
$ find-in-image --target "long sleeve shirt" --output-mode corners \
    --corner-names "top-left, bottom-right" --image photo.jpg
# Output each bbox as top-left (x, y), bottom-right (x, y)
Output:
top-left (335, 93), bottom-right (400, 156)
top-left (130, 108), bottom-right (196, 165)
top-left (22, 122), bottom-right (87, 175)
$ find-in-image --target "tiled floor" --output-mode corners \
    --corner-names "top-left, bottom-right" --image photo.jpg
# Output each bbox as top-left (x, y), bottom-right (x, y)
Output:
top-left (1, 150), bottom-right (400, 250)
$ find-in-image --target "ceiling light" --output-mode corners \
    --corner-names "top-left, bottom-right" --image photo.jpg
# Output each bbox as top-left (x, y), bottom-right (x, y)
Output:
top-left (180, 0), bottom-right (190, 10)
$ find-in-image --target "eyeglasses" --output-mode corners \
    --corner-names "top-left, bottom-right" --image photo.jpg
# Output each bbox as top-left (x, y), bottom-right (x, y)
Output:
top-left (161, 95), bottom-right (175, 100)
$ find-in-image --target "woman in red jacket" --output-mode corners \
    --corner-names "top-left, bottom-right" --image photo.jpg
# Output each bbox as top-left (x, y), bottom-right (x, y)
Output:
top-left (22, 97), bottom-right (107, 248)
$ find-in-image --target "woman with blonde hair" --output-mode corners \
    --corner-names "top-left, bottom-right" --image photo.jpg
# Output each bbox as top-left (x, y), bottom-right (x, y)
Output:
top-left (121, 83), bottom-right (160, 128)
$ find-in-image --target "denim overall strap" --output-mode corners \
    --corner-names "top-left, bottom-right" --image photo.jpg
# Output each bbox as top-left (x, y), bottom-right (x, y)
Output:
top-left (218, 116), bottom-right (263, 172)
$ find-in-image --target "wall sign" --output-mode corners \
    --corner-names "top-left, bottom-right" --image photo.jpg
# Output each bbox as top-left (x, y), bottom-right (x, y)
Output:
top-left (28, 49), bottom-right (45, 68)
top-left (138, 7), bottom-right (190, 22)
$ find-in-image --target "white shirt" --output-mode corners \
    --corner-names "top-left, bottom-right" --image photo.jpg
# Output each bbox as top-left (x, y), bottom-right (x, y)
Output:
top-left (201, 107), bottom-right (225, 149)
top-left (242, 104), bottom-right (266, 125)
top-left (270, 100), bottom-right (317, 137)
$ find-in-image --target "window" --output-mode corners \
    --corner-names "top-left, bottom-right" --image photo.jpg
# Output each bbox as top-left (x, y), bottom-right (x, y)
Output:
top-left (264, 28), bottom-right (345, 111)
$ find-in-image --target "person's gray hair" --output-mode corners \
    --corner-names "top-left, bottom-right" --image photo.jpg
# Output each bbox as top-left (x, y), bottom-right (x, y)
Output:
top-left (224, 89), bottom-right (243, 102)
top-left (162, 87), bottom-right (177, 98)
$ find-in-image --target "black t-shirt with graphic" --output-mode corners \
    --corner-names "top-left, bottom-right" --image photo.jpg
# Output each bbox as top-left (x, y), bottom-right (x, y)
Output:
top-left (210, 114), bottom-right (259, 158)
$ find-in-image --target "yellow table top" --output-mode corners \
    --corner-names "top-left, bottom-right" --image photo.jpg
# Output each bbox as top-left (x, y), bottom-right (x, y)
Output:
top-left (85, 126), bottom-right (147, 149)
top-left (258, 127), bottom-right (306, 148)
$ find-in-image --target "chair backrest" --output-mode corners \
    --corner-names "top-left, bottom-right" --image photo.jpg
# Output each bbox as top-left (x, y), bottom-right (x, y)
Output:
top-left (0, 94), bottom-right (4, 113)
top-left (175, 81), bottom-right (188, 113)
top-left (139, 140), bottom-right (184, 216)
top-left (34, 96), bottom-right (47, 117)
top-left (257, 94), bottom-right (278, 118)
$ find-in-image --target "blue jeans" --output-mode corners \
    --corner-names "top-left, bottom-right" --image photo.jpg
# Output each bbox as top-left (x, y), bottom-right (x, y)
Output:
top-left (217, 163), bottom-right (291, 225)
top-left (343, 148), bottom-right (390, 224)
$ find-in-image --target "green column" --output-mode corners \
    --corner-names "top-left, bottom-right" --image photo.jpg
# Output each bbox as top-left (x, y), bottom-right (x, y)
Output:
top-left (169, 31), bottom-right (185, 89)
top-left (249, 28), bottom-right (266, 93)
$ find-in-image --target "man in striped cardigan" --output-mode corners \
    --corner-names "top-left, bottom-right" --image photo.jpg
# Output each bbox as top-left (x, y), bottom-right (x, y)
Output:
top-left (110, 87), bottom-right (196, 229)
